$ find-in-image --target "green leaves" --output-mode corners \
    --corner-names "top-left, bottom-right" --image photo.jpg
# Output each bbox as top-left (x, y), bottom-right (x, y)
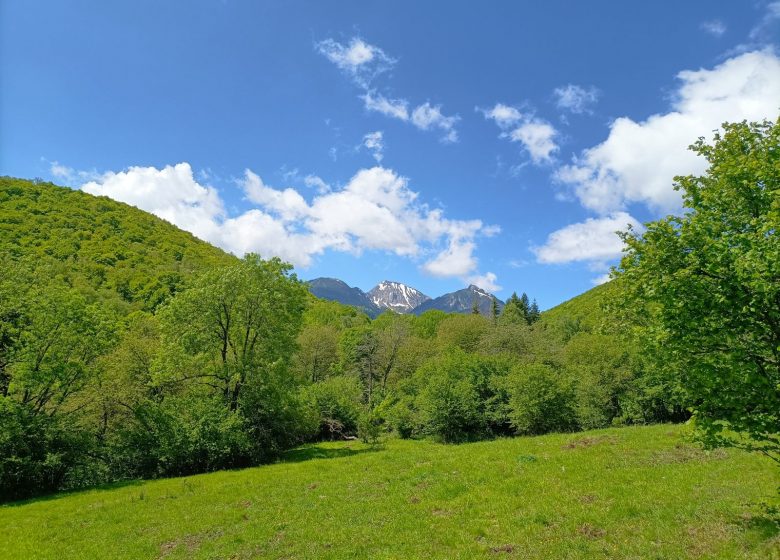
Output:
top-left (616, 118), bottom-right (780, 463)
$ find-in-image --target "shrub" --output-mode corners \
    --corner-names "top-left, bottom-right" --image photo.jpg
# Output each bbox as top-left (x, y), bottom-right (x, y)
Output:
top-left (303, 375), bottom-right (363, 439)
top-left (415, 351), bottom-right (489, 442)
top-left (358, 407), bottom-right (384, 445)
top-left (112, 396), bottom-right (254, 478)
top-left (506, 364), bottom-right (578, 435)
top-left (0, 398), bottom-right (96, 501)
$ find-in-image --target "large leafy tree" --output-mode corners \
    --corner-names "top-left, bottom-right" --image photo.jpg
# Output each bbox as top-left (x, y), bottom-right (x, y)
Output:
top-left (156, 254), bottom-right (308, 411)
top-left (616, 119), bottom-right (780, 463)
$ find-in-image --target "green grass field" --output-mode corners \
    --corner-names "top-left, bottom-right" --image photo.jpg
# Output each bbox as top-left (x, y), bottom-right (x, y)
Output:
top-left (3, 424), bottom-right (778, 559)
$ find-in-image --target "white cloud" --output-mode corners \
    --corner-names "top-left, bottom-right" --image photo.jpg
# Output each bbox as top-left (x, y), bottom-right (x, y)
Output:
top-left (362, 91), bottom-right (410, 120)
top-left (482, 103), bottom-right (559, 164)
top-left (591, 273), bottom-right (612, 286)
top-left (467, 271), bottom-right (501, 292)
top-left (242, 171), bottom-right (309, 221)
top-left (700, 19), bottom-right (727, 37)
top-left (556, 50), bottom-right (780, 215)
top-left (304, 174), bottom-right (331, 193)
top-left (320, 37), bottom-right (459, 142)
top-left (553, 84), bottom-right (600, 114)
top-left (316, 38), bottom-right (395, 87)
top-left (749, 2), bottom-right (780, 43)
top-left (422, 238), bottom-right (477, 277)
top-left (508, 120), bottom-right (558, 164)
top-left (77, 163), bottom-right (497, 284)
top-left (410, 102), bottom-right (460, 143)
top-left (82, 163), bottom-right (226, 243)
top-left (47, 160), bottom-right (100, 184)
top-left (533, 212), bottom-right (641, 265)
top-left (362, 131), bottom-right (384, 162)
top-left (481, 103), bottom-right (522, 127)
top-left (361, 94), bottom-right (460, 143)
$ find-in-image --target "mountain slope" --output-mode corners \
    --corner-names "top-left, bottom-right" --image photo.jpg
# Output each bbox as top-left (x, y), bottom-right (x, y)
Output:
top-left (536, 281), bottom-right (616, 341)
top-left (368, 280), bottom-right (429, 313)
top-left (0, 177), bottom-right (234, 310)
top-left (307, 277), bottom-right (381, 317)
top-left (412, 284), bottom-right (503, 316)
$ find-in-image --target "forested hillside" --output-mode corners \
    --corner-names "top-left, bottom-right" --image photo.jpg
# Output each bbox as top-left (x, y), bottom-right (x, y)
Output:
top-left (0, 177), bottom-right (234, 311)
top-left (0, 177), bottom-right (683, 502)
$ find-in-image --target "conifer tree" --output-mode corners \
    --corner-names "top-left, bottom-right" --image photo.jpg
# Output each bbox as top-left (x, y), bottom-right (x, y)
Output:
top-left (528, 299), bottom-right (540, 324)
top-left (519, 293), bottom-right (530, 323)
top-left (471, 295), bottom-right (480, 315)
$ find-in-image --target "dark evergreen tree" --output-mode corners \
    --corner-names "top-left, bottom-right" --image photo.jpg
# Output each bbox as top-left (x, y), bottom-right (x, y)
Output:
top-left (519, 293), bottom-right (531, 324)
top-left (528, 299), bottom-right (541, 324)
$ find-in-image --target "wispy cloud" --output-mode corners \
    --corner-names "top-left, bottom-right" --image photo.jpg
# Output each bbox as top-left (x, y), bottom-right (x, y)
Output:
top-left (362, 131), bottom-right (385, 162)
top-left (700, 19), bottom-right (727, 37)
top-left (480, 103), bottom-right (559, 165)
top-left (552, 84), bottom-right (600, 114)
top-left (410, 102), bottom-right (460, 143)
top-left (315, 37), bottom-right (395, 88)
top-left (318, 37), bottom-right (460, 143)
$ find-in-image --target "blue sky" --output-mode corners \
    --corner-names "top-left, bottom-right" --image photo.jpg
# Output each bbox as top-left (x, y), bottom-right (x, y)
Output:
top-left (2, 1), bottom-right (779, 309)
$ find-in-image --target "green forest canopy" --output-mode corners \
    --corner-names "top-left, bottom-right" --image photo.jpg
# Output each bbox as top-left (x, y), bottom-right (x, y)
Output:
top-left (0, 176), bottom-right (681, 501)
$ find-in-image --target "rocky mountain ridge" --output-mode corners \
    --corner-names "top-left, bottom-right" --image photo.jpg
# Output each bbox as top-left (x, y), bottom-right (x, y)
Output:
top-left (307, 278), bottom-right (503, 316)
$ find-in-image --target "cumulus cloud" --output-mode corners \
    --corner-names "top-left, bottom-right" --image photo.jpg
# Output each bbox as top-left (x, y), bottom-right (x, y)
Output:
top-left (553, 84), bottom-right (600, 114)
top-left (77, 162), bottom-right (498, 284)
top-left (362, 131), bottom-right (385, 162)
top-left (556, 50), bottom-right (780, 215)
top-left (533, 212), bottom-right (641, 265)
top-left (82, 163), bottom-right (226, 243)
top-left (482, 103), bottom-right (559, 164)
top-left (467, 271), bottom-right (501, 292)
top-left (508, 121), bottom-right (558, 164)
top-left (700, 19), bottom-right (727, 37)
top-left (315, 38), bottom-right (395, 87)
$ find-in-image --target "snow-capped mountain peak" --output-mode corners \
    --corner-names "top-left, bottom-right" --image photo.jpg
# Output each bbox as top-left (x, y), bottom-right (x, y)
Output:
top-left (368, 280), bottom-right (430, 314)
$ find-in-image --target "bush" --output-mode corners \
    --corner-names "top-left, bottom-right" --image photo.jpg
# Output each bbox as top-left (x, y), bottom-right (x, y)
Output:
top-left (358, 407), bottom-right (384, 445)
top-left (112, 396), bottom-right (254, 479)
top-left (415, 351), bottom-right (489, 442)
top-left (506, 364), bottom-right (578, 435)
top-left (380, 394), bottom-right (419, 439)
top-left (0, 398), bottom-right (97, 501)
top-left (303, 375), bottom-right (363, 439)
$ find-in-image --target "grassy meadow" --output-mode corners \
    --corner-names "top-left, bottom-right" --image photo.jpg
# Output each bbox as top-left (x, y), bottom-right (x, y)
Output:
top-left (3, 423), bottom-right (778, 560)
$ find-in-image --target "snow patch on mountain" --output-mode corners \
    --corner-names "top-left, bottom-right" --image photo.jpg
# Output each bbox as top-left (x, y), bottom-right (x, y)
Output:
top-left (368, 280), bottom-right (430, 314)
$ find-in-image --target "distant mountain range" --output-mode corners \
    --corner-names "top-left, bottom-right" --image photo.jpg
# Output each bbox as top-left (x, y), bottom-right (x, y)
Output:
top-left (307, 278), bottom-right (503, 317)
top-left (413, 284), bottom-right (504, 316)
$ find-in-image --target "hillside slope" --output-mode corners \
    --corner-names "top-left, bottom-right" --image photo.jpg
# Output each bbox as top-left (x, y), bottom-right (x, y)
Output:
top-left (536, 281), bottom-right (617, 340)
top-left (2, 424), bottom-right (777, 560)
top-left (0, 177), bottom-right (235, 310)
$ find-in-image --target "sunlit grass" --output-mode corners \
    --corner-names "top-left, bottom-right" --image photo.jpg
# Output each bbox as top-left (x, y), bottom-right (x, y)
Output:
top-left (3, 424), bottom-right (778, 559)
